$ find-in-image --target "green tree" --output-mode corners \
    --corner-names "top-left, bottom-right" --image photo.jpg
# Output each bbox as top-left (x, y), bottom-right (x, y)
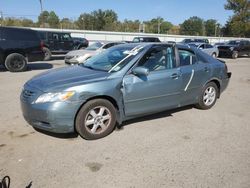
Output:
top-left (180, 16), bottom-right (204, 36)
top-left (224, 0), bottom-right (250, 37)
top-left (38, 10), bottom-right (49, 27)
top-left (60, 18), bottom-right (75, 29)
top-left (47, 11), bottom-right (59, 28)
top-left (21, 18), bottom-right (35, 27)
top-left (204, 19), bottom-right (217, 36)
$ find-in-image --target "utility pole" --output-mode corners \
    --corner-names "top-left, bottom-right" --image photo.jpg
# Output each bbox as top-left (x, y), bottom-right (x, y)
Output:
top-left (39, 0), bottom-right (44, 27)
top-left (158, 19), bottom-right (162, 34)
top-left (0, 11), bottom-right (3, 26)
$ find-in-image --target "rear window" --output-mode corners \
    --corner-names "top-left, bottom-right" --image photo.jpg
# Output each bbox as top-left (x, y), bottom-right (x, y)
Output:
top-left (3, 28), bottom-right (39, 41)
top-left (179, 49), bottom-right (197, 66)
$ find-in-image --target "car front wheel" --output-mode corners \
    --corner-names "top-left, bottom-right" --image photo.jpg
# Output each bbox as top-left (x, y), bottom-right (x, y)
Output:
top-left (196, 82), bottom-right (218, 110)
top-left (76, 99), bottom-right (117, 140)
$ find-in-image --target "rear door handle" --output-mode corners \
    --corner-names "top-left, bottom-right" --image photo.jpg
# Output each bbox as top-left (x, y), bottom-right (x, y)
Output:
top-left (204, 67), bottom-right (209, 72)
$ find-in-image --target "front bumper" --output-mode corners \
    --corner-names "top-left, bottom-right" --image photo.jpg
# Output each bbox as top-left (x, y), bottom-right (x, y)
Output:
top-left (20, 87), bottom-right (83, 133)
top-left (218, 49), bottom-right (233, 57)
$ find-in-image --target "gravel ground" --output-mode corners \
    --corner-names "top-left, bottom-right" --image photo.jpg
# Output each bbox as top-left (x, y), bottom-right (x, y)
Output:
top-left (0, 57), bottom-right (250, 188)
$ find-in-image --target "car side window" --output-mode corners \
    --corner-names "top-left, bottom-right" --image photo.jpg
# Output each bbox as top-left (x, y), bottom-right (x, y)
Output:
top-left (52, 33), bottom-right (60, 41)
top-left (199, 44), bottom-right (205, 49)
top-left (179, 49), bottom-right (197, 66)
top-left (138, 46), bottom-right (176, 71)
top-left (61, 33), bottom-right (71, 41)
top-left (206, 44), bottom-right (213, 48)
top-left (103, 43), bottom-right (116, 49)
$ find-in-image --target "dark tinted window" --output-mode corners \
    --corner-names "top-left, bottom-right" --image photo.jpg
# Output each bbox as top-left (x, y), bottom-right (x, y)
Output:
top-left (3, 28), bottom-right (39, 41)
top-left (103, 43), bottom-right (116, 49)
top-left (61, 33), bottom-right (71, 41)
top-left (205, 44), bottom-right (213, 48)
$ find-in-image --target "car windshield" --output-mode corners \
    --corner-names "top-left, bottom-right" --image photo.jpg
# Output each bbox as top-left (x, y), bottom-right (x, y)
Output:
top-left (82, 45), bottom-right (144, 72)
top-left (227, 40), bottom-right (240, 45)
top-left (85, 42), bottom-right (103, 50)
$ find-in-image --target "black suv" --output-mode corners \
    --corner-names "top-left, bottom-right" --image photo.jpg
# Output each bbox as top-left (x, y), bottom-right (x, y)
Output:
top-left (132, 37), bottom-right (161, 42)
top-left (217, 40), bottom-right (250, 59)
top-left (37, 31), bottom-right (75, 60)
top-left (0, 27), bottom-right (44, 72)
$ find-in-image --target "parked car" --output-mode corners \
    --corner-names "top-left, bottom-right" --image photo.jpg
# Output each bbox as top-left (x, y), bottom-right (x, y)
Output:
top-left (72, 37), bottom-right (89, 49)
top-left (214, 42), bottom-right (226, 47)
top-left (180, 38), bottom-right (209, 44)
top-left (65, 41), bottom-right (124, 64)
top-left (37, 31), bottom-right (75, 60)
top-left (21, 43), bottom-right (231, 140)
top-left (0, 26), bottom-right (44, 72)
top-left (217, 40), bottom-right (250, 59)
top-left (132, 37), bottom-right (161, 42)
top-left (188, 43), bottom-right (219, 58)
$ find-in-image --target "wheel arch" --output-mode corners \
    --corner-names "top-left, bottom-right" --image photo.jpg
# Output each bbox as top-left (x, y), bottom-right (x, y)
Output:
top-left (4, 50), bottom-right (26, 61)
top-left (74, 95), bottom-right (122, 132)
top-left (206, 79), bottom-right (221, 98)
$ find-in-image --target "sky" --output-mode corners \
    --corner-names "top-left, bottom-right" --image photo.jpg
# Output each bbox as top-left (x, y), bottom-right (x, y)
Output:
top-left (0, 0), bottom-right (233, 25)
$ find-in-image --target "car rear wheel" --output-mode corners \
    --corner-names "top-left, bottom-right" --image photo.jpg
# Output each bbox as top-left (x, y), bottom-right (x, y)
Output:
top-left (43, 47), bottom-right (52, 61)
top-left (196, 82), bottom-right (218, 110)
top-left (5, 53), bottom-right (27, 72)
top-left (232, 51), bottom-right (238, 59)
top-left (76, 99), bottom-right (117, 140)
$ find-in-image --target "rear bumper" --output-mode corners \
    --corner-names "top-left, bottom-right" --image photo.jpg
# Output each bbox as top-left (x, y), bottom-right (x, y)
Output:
top-left (221, 72), bottom-right (232, 93)
top-left (218, 50), bottom-right (233, 57)
top-left (27, 51), bottom-right (45, 62)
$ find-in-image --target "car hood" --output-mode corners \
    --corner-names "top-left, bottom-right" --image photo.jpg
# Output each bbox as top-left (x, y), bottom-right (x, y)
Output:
top-left (66, 49), bottom-right (97, 56)
top-left (26, 66), bottom-right (110, 92)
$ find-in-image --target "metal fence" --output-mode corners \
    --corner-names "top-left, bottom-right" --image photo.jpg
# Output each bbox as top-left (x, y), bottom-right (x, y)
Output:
top-left (30, 27), bottom-right (249, 44)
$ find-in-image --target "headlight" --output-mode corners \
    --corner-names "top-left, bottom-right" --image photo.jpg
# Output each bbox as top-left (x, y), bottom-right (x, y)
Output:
top-left (230, 47), bottom-right (234, 51)
top-left (34, 91), bottom-right (75, 104)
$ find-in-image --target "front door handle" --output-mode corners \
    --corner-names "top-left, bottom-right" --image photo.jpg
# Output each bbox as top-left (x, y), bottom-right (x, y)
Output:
top-left (171, 73), bottom-right (180, 79)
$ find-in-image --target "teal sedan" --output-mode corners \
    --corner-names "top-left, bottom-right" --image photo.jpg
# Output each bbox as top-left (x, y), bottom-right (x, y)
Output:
top-left (20, 43), bottom-right (231, 140)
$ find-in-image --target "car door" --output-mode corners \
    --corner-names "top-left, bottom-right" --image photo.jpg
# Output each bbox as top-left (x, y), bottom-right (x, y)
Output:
top-left (60, 33), bottom-right (74, 51)
top-left (178, 48), bottom-right (212, 105)
top-left (48, 32), bottom-right (60, 51)
top-left (122, 45), bottom-right (182, 117)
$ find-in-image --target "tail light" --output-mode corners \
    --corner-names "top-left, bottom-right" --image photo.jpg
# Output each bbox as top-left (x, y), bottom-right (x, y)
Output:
top-left (40, 41), bottom-right (44, 50)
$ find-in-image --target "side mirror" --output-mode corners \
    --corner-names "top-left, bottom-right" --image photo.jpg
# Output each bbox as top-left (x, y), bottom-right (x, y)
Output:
top-left (132, 66), bottom-right (149, 76)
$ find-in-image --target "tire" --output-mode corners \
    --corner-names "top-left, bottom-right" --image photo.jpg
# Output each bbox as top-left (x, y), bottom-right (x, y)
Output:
top-left (196, 82), bottom-right (218, 110)
top-left (75, 99), bottom-right (117, 140)
top-left (232, 51), bottom-right (238, 59)
top-left (4, 53), bottom-right (27, 72)
top-left (212, 53), bottom-right (217, 58)
top-left (43, 47), bottom-right (52, 61)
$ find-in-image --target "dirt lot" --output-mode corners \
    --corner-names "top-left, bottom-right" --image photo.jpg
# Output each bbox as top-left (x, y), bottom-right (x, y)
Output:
top-left (0, 57), bottom-right (250, 188)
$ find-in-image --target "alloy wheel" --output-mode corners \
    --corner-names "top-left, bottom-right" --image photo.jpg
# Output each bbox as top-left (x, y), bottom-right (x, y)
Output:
top-left (84, 106), bottom-right (112, 134)
top-left (203, 86), bottom-right (216, 106)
